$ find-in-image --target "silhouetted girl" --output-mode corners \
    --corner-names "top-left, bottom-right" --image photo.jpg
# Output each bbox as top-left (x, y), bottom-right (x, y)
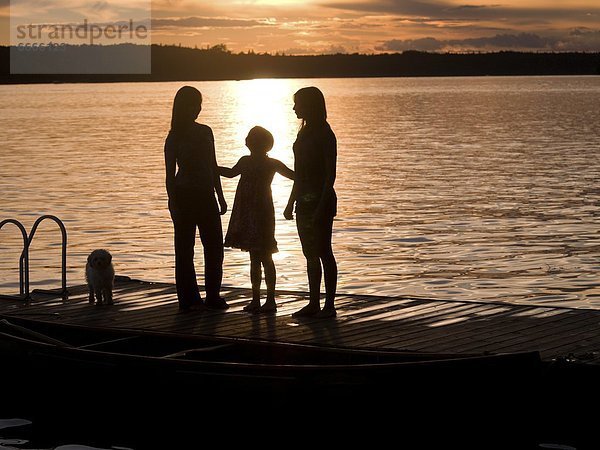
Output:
top-left (284, 87), bottom-right (338, 318)
top-left (220, 126), bottom-right (294, 313)
top-left (164, 86), bottom-right (229, 311)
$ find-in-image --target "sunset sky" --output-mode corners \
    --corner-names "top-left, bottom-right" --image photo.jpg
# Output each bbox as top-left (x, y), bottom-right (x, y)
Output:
top-left (148, 0), bottom-right (600, 53)
top-left (3, 0), bottom-right (600, 53)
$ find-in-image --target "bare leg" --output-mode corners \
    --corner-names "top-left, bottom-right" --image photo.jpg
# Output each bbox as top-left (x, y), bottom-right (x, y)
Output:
top-left (292, 256), bottom-right (322, 317)
top-left (318, 250), bottom-right (337, 318)
top-left (244, 251), bottom-right (262, 312)
top-left (260, 252), bottom-right (277, 312)
top-left (307, 256), bottom-right (322, 306)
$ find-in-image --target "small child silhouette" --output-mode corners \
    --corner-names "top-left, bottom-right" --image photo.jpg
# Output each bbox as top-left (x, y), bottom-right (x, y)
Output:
top-left (219, 126), bottom-right (294, 313)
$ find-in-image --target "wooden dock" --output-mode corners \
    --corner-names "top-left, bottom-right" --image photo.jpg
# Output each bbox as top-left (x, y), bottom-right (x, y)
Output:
top-left (1, 276), bottom-right (599, 365)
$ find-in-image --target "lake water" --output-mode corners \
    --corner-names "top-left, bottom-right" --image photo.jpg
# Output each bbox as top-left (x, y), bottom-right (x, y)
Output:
top-left (1, 76), bottom-right (599, 308)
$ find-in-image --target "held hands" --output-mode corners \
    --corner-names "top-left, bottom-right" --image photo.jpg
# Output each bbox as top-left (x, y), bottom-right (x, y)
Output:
top-left (283, 203), bottom-right (294, 220)
top-left (218, 196), bottom-right (228, 215)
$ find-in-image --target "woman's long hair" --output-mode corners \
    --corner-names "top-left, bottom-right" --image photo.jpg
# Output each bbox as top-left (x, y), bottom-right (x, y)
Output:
top-left (294, 86), bottom-right (327, 131)
top-left (171, 86), bottom-right (202, 133)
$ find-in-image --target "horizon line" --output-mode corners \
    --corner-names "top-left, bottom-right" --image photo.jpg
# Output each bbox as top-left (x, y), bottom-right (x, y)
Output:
top-left (3, 42), bottom-right (600, 57)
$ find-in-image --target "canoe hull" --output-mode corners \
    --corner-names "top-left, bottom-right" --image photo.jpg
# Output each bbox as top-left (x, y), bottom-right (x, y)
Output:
top-left (0, 316), bottom-right (552, 446)
top-left (0, 316), bottom-right (543, 406)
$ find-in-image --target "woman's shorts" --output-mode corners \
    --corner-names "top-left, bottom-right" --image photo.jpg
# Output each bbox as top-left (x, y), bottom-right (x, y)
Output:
top-left (296, 212), bottom-right (334, 257)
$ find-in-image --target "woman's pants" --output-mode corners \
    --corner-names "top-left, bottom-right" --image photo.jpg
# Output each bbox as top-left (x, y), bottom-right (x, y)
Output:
top-left (170, 195), bottom-right (223, 308)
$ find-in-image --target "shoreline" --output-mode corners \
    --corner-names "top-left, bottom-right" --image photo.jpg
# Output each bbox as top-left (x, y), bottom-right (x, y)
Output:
top-left (1, 73), bottom-right (599, 86)
top-left (2, 46), bottom-right (599, 84)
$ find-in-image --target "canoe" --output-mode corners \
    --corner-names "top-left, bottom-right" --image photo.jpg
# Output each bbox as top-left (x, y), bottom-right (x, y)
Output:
top-left (0, 316), bottom-right (541, 391)
top-left (0, 316), bottom-right (547, 444)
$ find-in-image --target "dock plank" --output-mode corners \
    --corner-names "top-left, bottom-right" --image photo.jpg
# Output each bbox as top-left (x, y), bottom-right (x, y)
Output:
top-left (388, 307), bottom-right (580, 351)
top-left (433, 309), bottom-right (599, 355)
top-left (1, 278), bottom-right (599, 364)
top-left (308, 303), bottom-right (491, 346)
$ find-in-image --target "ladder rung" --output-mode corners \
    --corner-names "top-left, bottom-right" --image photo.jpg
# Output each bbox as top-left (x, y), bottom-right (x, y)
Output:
top-left (1, 215), bottom-right (68, 301)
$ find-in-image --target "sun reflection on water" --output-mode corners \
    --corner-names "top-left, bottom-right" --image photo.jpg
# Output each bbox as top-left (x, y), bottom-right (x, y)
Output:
top-left (215, 78), bottom-right (304, 285)
top-left (1, 78), bottom-right (600, 307)
top-left (228, 79), bottom-right (296, 150)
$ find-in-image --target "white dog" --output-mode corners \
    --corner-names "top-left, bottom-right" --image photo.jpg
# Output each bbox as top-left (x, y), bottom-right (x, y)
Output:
top-left (86, 249), bottom-right (115, 305)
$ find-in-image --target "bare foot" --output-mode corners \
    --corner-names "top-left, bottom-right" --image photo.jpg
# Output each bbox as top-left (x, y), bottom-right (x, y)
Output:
top-left (292, 304), bottom-right (320, 318)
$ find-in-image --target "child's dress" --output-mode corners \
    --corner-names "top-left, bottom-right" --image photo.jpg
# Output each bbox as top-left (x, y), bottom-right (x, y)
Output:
top-left (224, 156), bottom-right (278, 253)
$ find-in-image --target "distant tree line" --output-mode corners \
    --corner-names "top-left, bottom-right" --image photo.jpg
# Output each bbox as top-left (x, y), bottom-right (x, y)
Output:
top-left (1, 44), bottom-right (599, 84)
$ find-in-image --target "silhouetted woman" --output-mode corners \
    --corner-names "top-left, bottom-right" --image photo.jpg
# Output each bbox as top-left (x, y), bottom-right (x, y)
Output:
top-left (284, 86), bottom-right (338, 318)
top-left (164, 86), bottom-right (229, 311)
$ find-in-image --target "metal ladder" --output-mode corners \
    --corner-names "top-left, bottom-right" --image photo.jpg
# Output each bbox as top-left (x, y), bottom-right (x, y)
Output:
top-left (0, 215), bottom-right (68, 301)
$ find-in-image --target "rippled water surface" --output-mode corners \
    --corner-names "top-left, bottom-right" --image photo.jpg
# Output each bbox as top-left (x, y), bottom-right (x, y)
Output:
top-left (1, 76), bottom-right (599, 308)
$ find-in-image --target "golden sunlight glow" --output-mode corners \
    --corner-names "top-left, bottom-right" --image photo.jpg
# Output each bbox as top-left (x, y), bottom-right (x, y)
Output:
top-left (228, 77), bottom-right (299, 164)
top-left (222, 78), bottom-right (301, 207)
top-left (228, 78), bottom-right (300, 209)
top-left (222, 78), bottom-right (302, 266)
top-left (232, 0), bottom-right (313, 4)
